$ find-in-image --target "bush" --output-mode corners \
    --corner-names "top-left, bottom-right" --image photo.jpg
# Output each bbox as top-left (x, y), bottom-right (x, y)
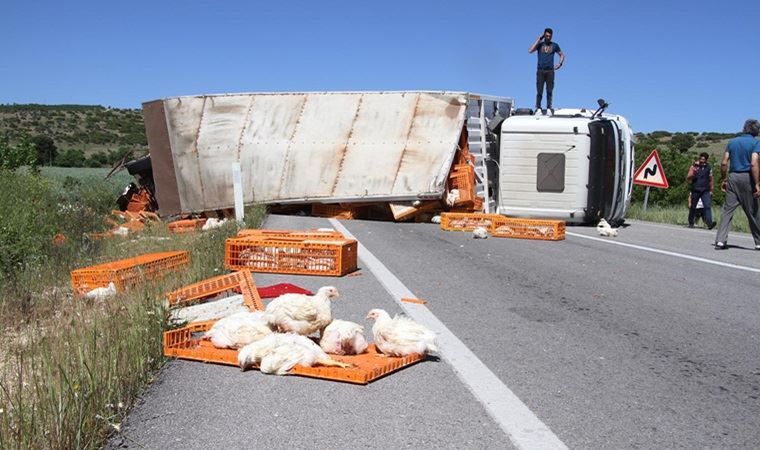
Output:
top-left (56, 148), bottom-right (87, 167)
top-left (0, 170), bottom-right (120, 280)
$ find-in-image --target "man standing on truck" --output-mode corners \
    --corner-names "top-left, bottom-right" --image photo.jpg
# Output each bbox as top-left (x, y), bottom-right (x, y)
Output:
top-left (686, 152), bottom-right (716, 229)
top-left (714, 119), bottom-right (760, 250)
top-left (529, 28), bottom-right (565, 114)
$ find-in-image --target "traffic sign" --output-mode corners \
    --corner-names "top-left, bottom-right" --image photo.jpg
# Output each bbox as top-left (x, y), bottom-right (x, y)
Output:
top-left (633, 150), bottom-right (669, 188)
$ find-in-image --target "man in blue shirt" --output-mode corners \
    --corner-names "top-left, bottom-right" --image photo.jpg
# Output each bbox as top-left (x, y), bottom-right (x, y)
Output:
top-left (529, 28), bottom-right (565, 114)
top-left (714, 119), bottom-right (760, 249)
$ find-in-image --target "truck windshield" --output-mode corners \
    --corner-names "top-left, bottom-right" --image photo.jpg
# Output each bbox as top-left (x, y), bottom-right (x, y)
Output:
top-left (586, 120), bottom-right (618, 221)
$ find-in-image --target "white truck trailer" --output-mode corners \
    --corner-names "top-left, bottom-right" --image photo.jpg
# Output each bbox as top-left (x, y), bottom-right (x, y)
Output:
top-left (141, 91), bottom-right (633, 224)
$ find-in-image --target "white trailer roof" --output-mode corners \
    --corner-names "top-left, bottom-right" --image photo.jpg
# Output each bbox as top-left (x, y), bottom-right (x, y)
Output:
top-left (143, 91), bottom-right (511, 216)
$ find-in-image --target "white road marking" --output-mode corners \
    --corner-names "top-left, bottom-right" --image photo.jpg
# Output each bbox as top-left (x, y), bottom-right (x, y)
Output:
top-left (625, 219), bottom-right (755, 240)
top-left (330, 219), bottom-right (568, 450)
top-left (566, 232), bottom-right (760, 274)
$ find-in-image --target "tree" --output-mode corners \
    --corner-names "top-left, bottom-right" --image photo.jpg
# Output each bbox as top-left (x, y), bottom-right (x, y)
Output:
top-left (0, 132), bottom-right (37, 171)
top-left (670, 133), bottom-right (695, 152)
top-left (31, 135), bottom-right (58, 166)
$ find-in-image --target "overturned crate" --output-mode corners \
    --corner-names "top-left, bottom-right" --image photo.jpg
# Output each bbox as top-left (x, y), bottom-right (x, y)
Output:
top-left (163, 321), bottom-right (424, 385)
top-left (440, 212), bottom-right (503, 232)
top-left (165, 270), bottom-right (263, 310)
top-left (491, 217), bottom-right (566, 241)
top-left (225, 237), bottom-right (358, 276)
top-left (71, 251), bottom-right (190, 295)
top-left (168, 218), bottom-right (207, 234)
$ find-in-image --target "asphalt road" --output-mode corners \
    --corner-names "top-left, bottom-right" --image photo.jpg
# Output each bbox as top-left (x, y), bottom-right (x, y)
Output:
top-left (108, 216), bottom-right (760, 449)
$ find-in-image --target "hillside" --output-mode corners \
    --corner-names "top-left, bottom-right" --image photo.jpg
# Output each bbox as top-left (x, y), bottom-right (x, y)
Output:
top-left (633, 130), bottom-right (738, 157)
top-left (0, 104), bottom-right (148, 167)
top-left (0, 104), bottom-right (742, 168)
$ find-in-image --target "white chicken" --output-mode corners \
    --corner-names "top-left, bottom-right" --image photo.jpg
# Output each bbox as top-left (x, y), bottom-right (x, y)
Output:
top-left (85, 282), bottom-right (117, 300)
top-left (472, 227), bottom-right (489, 239)
top-left (202, 217), bottom-right (227, 231)
top-left (430, 215), bottom-right (442, 224)
top-left (445, 189), bottom-right (461, 207)
top-left (237, 333), bottom-right (352, 374)
top-left (596, 218), bottom-right (619, 237)
top-left (365, 309), bottom-right (438, 356)
top-left (265, 286), bottom-right (338, 337)
top-left (204, 311), bottom-right (273, 349)
top-left (319, 320), bottom-right (368, 355)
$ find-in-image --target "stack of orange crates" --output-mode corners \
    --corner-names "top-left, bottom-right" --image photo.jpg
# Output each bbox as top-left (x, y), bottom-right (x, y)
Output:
top-left (71, 251), bottom-right (190, 295)
top-left (225, 236), bottom-right (358, 277)
top-left (446, 141), bottom-right (479, 210)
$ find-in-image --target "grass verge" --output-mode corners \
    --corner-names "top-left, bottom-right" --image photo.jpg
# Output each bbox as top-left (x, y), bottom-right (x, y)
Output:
top-left (0, 204), bottom-right (266, 449)
top-left (627, 202), bottom-right (750, 233)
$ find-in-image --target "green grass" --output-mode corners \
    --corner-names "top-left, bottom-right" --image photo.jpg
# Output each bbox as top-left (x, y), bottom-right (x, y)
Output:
top-left (627, 202), bottom-right (750, 233)
top-left (0, 167), bottom-right (267, 448)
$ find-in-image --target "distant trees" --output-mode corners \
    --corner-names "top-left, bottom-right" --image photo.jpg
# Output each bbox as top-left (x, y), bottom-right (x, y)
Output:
top-left (669, 133), bottom-right (695, 152)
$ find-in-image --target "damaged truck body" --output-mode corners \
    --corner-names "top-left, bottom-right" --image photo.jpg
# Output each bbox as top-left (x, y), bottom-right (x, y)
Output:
top-left (140, 91), bottom-right (634, 224)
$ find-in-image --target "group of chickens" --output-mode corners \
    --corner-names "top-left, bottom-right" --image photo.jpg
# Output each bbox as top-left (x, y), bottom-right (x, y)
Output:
top-left (203, 286), bottom-right (438, 376)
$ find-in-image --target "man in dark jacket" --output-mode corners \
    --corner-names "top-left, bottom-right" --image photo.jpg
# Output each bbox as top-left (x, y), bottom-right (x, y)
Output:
top-left (687, 152), bottom-right (715, 229)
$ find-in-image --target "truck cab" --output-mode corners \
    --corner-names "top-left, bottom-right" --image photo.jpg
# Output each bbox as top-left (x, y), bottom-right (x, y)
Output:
top-left (495, 108), bottom-right (634, 224)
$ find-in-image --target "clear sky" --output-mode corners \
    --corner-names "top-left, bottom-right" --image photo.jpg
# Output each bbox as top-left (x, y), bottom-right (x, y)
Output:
top-left (2, 0), bottom-right (758, 132)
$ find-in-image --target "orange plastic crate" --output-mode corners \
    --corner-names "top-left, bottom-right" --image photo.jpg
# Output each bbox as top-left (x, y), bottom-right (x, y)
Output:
top-left (490, 217), bottom-right (566, 241)
top-left (225, 237), bottom-right (357, 276)
top-left (311, 204), bottom-right (362, 219)
top-left (163, 321), bottom-right (424, 385)
top-left (71, 251), bottom-right (190, 295)
top-left (165, 270), bottom-right (264, 310)
top-left (236, 228), bottom-right (345, 240)
top-left (168, 218), bottom-right (207, 234)
top-left (440, 212), bottom-right (503, 232)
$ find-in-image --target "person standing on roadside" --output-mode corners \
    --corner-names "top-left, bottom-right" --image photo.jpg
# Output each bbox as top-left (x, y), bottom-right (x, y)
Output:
top-left (686, 152), bottom-right (716, 229)
top-left (529, 28), bottom-right (565, 114)
top-left (714, 119), bottom-right (760, 250)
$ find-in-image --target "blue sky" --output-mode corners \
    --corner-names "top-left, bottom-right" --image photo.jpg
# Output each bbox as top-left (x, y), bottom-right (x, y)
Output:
top-left (2, 1), bottom-right (758, 132)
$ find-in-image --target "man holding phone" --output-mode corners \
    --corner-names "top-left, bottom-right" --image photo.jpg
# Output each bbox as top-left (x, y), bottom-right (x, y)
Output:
top-left (686, 152), bottom-right (716, 229)
top-left (529, 28), bottom-right (565, 114)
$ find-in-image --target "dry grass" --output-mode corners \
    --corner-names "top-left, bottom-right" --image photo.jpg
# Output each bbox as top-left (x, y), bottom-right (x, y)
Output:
top-left (0, 206), bottom-right (266, 449)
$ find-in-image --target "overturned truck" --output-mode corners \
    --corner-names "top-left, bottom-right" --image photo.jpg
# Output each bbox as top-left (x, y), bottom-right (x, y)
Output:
top-left (141, 91), bottom-right (633, 224)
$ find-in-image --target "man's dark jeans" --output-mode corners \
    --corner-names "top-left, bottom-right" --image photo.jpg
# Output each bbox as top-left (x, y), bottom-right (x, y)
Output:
top-left (689, 190), bottom-right (714, 227)
top-left (536, 69), bottom-right (555, 110)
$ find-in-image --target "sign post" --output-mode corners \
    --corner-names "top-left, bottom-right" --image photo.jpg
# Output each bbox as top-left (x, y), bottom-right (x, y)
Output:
top-left (633, 150), bottom-right (669, 212)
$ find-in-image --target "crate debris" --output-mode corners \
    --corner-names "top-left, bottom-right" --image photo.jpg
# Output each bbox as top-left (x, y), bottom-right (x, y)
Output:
top-left (165, 270), bottom-right (263, 310)
top-left (400, 298), bottom-right (428, 305)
